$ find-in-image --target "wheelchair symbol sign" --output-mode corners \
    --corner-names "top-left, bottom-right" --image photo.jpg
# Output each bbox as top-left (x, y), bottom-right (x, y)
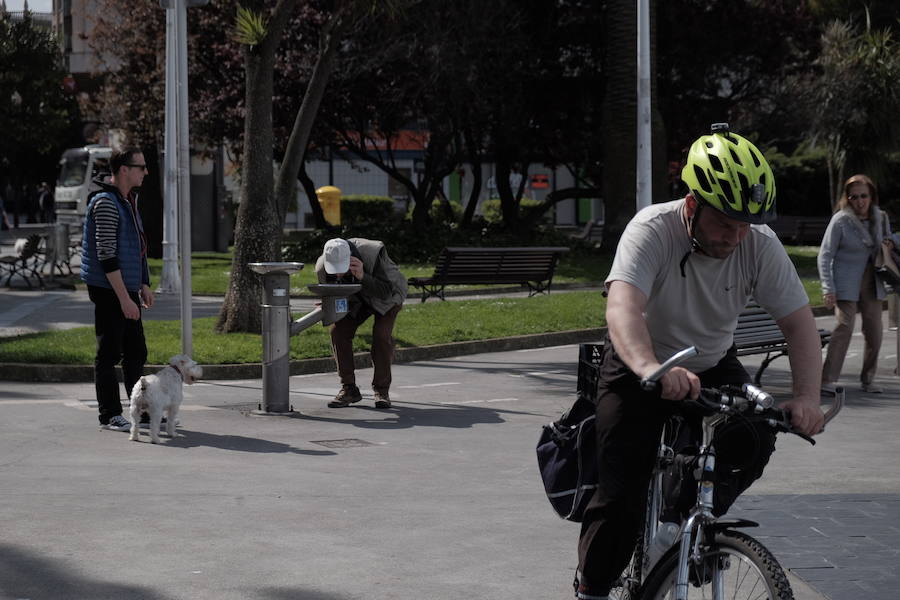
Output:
top-left (335, 298), bottom-right (348, 313)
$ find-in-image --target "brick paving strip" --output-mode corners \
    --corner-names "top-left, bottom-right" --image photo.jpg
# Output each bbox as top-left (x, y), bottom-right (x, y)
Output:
top-left (730, 494), bottom-right (900, 600)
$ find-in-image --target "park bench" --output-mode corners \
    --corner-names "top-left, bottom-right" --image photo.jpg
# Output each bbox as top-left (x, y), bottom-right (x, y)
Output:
top-left (769, 216), bottom-right (831, 245)
top-left (0, 234), bottom-right (45, 289)
top-left (792, 217), bottom-right (831, 245)
top-left (734, 303), bottom-right (831, 385)
top-left (575, 303), bottom-right (832, 395)
top-left (408, 246), bottom-right (570, 302)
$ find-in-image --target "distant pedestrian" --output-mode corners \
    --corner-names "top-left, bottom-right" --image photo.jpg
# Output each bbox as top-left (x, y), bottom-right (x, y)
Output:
top-left (22, 183), bottom-right (38, 224)
top-left (5, 182), bottom-right (19, 228)
top-left (39, 182), bottom-right (55, 223)
top-left (818, 173), bottom-right (891, 394)
top-left (0, 188), bottom-right (10, 230)
top-left (81, 147), bottom-right (154, 432)
top-left (315, 237), bottom-right (407, 409)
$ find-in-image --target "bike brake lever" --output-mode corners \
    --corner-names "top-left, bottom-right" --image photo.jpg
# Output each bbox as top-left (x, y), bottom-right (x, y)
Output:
top-left (640, 346), bottom-right (699, 391)
top-left (767, 416), bottom-right (816, 446)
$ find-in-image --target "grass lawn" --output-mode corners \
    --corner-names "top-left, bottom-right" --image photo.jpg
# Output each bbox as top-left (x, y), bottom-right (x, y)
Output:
top-left (1, 246), bottom-right (823, 365)
top-left (0, 290), bottom-right (605, 365)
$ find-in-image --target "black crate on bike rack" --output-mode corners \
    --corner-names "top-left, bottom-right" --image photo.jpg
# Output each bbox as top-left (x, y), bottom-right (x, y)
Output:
top-left (577, 342), bottom-right (604, 403)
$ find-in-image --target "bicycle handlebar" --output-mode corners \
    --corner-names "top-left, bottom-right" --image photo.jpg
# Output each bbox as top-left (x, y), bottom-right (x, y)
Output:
top-left (640, 346), bottom-right (845, 444)
top-left (639, 346), bottom-right (698, 391)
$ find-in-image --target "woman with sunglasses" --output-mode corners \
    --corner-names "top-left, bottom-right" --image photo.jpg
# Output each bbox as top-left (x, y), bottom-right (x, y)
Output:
top-left (818, 174), bottom-right (892, 393)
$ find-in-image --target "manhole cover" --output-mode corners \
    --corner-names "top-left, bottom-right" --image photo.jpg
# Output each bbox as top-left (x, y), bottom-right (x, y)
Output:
top-left (310, 438), bottom-right (375, 448)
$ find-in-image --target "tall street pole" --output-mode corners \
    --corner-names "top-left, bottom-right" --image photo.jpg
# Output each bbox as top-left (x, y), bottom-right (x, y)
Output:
top-left (158, 5), bottom-right (180, 295)
top-left (175, 0), bottom-right (193, 357)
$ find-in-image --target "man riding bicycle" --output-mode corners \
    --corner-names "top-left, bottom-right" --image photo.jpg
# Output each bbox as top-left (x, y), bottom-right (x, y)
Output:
top-left (574, 124), bottom-right (825, 600)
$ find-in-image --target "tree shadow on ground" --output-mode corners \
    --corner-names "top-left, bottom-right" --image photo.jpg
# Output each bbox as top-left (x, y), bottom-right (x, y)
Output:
top-left (158, 429), bottom-right (337, 456)
top-left (0, 543), bottom-right (169, 600)
top-left (296, 401), bottom-right (521, 430)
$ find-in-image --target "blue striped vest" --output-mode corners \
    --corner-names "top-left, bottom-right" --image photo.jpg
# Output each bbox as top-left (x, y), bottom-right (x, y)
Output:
top-left (80, 191), bottom-right (147, 292)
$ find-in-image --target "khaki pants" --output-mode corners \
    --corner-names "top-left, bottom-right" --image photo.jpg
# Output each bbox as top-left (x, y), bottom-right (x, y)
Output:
top-left (822, 264), bottom-right (883, 385)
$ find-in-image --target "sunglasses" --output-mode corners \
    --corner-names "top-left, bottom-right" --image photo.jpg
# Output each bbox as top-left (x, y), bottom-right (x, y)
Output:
top-left (847, 193), bottom-right (870, 201)
top-left (126, 163), bottom-right (148, 171)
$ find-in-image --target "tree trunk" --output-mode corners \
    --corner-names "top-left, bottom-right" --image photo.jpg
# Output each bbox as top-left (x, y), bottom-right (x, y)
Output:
top-left (649, 0), bottom-right (667, 208)
top-left (410, 186), bottom-right (431, 231)
top-left (139, 144), bottom-right (164, 259)
top-left (216, 50), bottom-right (279, 334)
top-left (298, 161), bottom-right (327, 228)
top-left (460, 130), bottom-right (483, 227)
top-left (495, 160), bottom-right (519, 228)
top-left (215, 1), bottom-right (297, 334)
top-left (601, 0), bottom-right (638, 246)
top-left (274, 14), bottom-right (345, 236)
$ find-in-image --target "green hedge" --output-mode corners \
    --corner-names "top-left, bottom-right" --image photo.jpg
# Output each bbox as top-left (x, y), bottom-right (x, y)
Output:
top-left (282, 218), bottom-right (597, 264)
top-left (479, 197), bottom-right (548, 223)
top-left (340, 195), bottom-right (397, 225)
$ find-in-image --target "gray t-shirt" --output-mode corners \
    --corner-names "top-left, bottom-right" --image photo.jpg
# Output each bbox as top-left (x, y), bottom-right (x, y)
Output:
top-left (605, 199), bottom-right (809, 372)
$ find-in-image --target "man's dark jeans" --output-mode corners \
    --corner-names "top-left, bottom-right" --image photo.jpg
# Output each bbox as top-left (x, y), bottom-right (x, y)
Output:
top-left (88, 285), bottom-right (147, 425)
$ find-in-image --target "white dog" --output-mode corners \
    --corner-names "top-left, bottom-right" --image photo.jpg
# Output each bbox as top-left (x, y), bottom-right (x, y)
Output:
top-left (129, 354), bottom-right (202, 443)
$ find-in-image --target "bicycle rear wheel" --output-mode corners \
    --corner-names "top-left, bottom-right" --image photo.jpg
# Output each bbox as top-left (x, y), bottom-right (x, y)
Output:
top-left (640, 530), bottom-right (793, 600)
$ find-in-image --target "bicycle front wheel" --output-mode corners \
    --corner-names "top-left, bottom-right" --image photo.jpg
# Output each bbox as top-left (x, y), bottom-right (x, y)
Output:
top-left (640, 530), bottom-right (793, 600)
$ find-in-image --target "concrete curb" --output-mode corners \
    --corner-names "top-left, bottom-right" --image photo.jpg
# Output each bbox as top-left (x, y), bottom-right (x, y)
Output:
top-left (0, 327), bottom-right (607, 383)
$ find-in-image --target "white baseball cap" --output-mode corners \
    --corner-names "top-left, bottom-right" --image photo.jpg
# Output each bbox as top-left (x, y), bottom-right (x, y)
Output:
top-left (322, 238), bottom-right (351, 274)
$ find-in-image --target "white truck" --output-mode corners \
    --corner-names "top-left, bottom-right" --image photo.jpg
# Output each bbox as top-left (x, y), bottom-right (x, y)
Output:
top-left (54, 144), bottom-right (113, 227)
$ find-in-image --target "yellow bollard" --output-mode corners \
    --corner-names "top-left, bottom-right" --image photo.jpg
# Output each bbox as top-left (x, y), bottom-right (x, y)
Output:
top-left (316, 186), bottom-right (341, 226)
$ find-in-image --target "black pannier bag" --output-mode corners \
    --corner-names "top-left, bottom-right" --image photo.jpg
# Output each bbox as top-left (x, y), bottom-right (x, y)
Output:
top-left (536, 394), bottom-right (598, 522)
top-left (536, 343), bottom-right (603, 522)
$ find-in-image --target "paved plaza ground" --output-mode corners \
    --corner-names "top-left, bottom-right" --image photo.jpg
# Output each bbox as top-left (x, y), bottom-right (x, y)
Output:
top-left (1, 285), bottom-right (899, 599)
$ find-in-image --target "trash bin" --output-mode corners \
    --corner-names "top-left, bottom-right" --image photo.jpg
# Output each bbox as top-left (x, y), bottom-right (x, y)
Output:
top-left (316, 185), bottom-right (341, 226)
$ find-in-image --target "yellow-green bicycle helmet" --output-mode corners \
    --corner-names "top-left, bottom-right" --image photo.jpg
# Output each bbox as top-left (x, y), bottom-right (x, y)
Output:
top-left (681, 123), bottom-right (776, 224)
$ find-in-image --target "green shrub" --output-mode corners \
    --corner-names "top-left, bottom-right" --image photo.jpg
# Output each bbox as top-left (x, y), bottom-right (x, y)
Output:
top-left (479, 197), bottom-right (545, 223)
top-left (405, 196), bottom-right (463, 224)
top-left (341, 195), bottom-right (397, 225)
top-left (282, 218), bottom-right (599, 265)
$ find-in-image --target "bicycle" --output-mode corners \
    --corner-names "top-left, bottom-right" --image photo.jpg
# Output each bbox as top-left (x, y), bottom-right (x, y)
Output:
top-left (607, 346), bottom-right (844, 600)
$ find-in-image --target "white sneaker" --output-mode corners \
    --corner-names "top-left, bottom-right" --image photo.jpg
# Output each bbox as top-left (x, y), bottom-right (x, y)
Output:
top-left (821, 382), bottom-right (837, 393)
top-left (862, 383), bottom-right (884, 394)
top-left (101, 415), bottom-right (131, 431)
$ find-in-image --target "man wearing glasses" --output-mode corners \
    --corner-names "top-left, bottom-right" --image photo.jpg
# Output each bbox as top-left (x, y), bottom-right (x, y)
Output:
top-left (81, 147), bottom-right (154, 432)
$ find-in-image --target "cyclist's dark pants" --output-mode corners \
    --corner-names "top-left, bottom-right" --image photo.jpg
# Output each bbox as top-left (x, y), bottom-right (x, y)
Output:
top-left (576, 340), bottom-right (775, 596)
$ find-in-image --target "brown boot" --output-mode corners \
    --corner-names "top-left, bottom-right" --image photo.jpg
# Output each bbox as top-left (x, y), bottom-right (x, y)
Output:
top-left (328, 384), bottom-right (362, 408)
top-left (373, 390), bottom-right (391, 409)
